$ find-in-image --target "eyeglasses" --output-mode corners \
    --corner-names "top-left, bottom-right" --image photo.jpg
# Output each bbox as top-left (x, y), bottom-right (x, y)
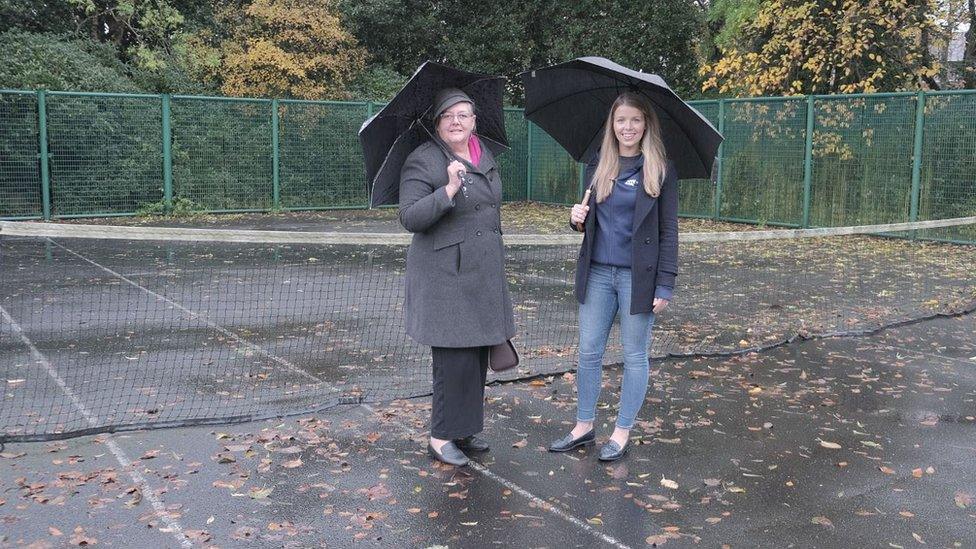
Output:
top-left (438, 112), bottom-right (475, 123)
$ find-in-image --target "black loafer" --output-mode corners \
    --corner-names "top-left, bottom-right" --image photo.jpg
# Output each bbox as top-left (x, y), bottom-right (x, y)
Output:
top-left (548, 429), bottom-right (595, 452)
top-left (428, 441), bottom-right (469, 466)
top-left (454, 435), bottom-right (489, 452)
top-left (598, 440), bottom-right (628, 461)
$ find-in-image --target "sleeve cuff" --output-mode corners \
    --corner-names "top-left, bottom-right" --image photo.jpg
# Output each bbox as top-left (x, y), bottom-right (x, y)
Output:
top-left (435, 186), bottom-right (455, 208)
top-left (654, 285), bottom-right (673, 301)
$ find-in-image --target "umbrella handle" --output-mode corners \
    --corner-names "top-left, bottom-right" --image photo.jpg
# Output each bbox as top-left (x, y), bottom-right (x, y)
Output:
top-left (576, 188), bottom-right (591, 231)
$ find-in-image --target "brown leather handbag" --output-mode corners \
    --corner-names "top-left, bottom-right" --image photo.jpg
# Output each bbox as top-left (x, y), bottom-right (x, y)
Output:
top-left (488, 340), bottom-right (519, 372)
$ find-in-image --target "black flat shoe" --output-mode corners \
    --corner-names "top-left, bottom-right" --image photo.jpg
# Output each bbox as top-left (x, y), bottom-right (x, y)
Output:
top-left (454, 435), bottom-right (489, 452)
top-left (548, 429), bottom-right (595, 452)
top-left (428, 441), bottom-right (469, 466)
top-left (598, 439), bottom-right (628, 461)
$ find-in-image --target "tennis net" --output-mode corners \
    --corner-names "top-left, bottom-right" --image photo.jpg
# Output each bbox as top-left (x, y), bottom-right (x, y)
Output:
top-left (1, 217), bottom-right (974, 442)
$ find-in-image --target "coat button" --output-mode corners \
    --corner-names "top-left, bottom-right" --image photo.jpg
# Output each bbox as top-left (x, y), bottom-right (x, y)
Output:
top-left (644, 238), bottom-right (651, 244)
top-left (475, 204), bottom-right (481, 210)
top-left (492, 228), bottom-right (498, 234)
top-left (489, 203), bottom-right (495, 208)
top-left (646, 265), bottom-right (653, 271)
top-left (476, 230), bottom-right (483, 236)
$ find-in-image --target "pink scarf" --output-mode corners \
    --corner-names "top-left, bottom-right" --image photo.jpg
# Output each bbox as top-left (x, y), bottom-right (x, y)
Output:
top-left (468, 134), bottom-right (483, 167)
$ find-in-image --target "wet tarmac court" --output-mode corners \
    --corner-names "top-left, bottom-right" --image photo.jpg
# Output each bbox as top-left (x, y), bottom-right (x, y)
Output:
top-left (2, 310), bottom-right (975, 547)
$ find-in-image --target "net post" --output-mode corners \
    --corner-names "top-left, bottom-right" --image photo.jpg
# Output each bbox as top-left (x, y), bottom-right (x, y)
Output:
top-left (714, 99), bottom-right (725, 221)
top-left (801, 95), bottom-right (815, 228)
top-left (271, 98), bottom-right (281, 211)
top-left (37, 90), bottom-right (52, 221)
top-left (526, 121), bottom-right (534, 202)
top-left (909, 90), bottom-right (925, 225)
top-left (162, 94), bottom-right (173, 213)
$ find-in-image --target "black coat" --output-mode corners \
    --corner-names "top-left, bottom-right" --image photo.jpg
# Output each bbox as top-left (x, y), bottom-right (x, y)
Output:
top-left (573, 160), bottom-right (679, 314)
top-left (398, 140), bottom-right (516, 347)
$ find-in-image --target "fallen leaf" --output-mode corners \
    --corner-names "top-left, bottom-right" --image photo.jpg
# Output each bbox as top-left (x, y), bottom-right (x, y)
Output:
top-left (281, 458), bottom-right (303, 469)
top-left (911, 468), bottom-right (923, 478)
top-left (49, 526), bottom-right (63, 536)
top-left (587, 516), bottom-right (604, 525)
top-left (660, 477), bottom-right (679, 490)
top-left (819, 441), bottom-right (842, 449)
top-left (69, 527), bottom-right (96, 546)
top-left (512, 438), bottom-right (528, 449)
top-left (912, 533), bottom-right (924, 544)
top-left (954, 491), bottom-right (973, 508)
top-left (0, 452), bottom-right (26, 459)
top-left (248, 486), bottom-right (273, 499)
top-left (361, 483), bottom-right (391, 500)
top-left (811, 516), bottom-right (833, 528)
top-left (703, 478), bottom-right (721, 487)
top-left (879, 466), bottom-right (896, 475)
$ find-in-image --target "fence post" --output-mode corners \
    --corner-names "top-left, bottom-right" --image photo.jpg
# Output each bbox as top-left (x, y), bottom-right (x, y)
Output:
top-left (271, 99), bottom-right (281, 211)
top-left (801, 95), bottom-right (815, 228)
top-left (714, 99), bottom-right (725, 220)
top-left (37, 90), bottom-right (51, 220)
top-left (161, 94), bottom-right (173, 213)
top-left (365, 102), bottom-right (374, 208)
top-left (525, 122), bottom-right (534, 201)
top-left (909, 90), bottom-right (925, 223)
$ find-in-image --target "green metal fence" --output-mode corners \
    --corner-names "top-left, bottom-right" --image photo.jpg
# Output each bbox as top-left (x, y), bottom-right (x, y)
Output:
top-left (1, 89), bottom-right (975, 225)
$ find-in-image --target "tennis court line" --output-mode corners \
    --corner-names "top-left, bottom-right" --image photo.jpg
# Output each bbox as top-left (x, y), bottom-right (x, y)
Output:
top-left (359, 403), bottom-right (632, 549)
top-left (0, 305), bottom-right (194, 549)
top-left (47, 238), bottom-right (328, 386)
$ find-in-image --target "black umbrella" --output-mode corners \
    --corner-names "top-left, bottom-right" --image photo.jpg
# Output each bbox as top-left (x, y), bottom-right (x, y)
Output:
top-left (520, 56), bottom-right (722, 179)
top-left (359, 61), bottom-right (509, 207)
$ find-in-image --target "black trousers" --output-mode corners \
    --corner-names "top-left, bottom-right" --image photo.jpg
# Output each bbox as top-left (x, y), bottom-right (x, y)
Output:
top-left (430, 346), bottom-right (489, 440)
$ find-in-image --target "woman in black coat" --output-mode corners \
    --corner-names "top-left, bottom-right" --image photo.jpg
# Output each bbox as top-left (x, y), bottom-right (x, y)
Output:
top-left (548, 91), bottom-right (679, 461)
top-left (398, 88), bottom-right (516, 467)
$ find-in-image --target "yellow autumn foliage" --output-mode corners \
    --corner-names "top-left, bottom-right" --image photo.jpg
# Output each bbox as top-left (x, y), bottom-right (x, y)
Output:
top-left (701, 0), bottom-right (941, 97)
top-left (216, 0), bottom-right (367, 100)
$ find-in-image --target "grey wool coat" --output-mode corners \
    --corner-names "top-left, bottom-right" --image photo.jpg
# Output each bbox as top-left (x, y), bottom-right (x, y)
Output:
top-left (398, 139), bottom-right (516, 348)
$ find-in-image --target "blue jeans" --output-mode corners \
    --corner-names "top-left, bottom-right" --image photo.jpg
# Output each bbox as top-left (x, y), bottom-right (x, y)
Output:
top-left (576, 264), bottom-right (655, 430)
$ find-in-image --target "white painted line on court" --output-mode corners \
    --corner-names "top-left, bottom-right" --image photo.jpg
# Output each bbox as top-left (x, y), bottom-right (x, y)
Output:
top-left (360, 404), bottom-right (631, 549)
top-left (1, 305), bottom-right (194, 549)
top-left (48, 239), bottom-right (328, 386)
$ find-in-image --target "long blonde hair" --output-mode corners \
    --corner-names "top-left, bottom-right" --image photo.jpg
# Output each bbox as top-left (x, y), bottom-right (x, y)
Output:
top-left (591, 92), bottom-right (667, 203)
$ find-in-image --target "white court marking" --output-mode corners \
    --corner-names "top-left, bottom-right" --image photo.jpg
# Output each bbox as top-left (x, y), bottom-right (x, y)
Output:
top-left (360, 404), bottom-right (632, 549)
top-left (1, 305), bottom-right (194, 549)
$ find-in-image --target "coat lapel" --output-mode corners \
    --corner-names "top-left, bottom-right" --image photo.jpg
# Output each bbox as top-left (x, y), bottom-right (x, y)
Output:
top-left (633, 189), bottom-right (656, 232)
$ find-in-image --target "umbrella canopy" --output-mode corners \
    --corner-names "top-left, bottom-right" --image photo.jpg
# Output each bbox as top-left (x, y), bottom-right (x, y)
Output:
top-left (359, 61), bottom-right (509, 207)
top-left (520, 57), bottom-right (722, 179)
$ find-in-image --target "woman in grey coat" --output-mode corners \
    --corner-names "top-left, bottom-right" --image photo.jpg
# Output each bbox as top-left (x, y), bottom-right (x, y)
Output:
top-left (398, 88), bottom-right (516, 467)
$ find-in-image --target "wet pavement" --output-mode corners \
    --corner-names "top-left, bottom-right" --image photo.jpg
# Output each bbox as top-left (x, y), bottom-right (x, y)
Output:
top-left (2, 311), bottom-right (975, 547)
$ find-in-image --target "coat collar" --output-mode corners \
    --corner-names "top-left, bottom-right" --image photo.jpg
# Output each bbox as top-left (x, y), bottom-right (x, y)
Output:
top-left (432, 134), bottom-right (497, 176)
top-left (584, 181), bottom-right (657, 232)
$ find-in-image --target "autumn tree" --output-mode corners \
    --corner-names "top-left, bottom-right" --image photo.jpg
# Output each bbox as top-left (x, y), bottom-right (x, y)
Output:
top-left (701, 0), bottom-right (943, 96)
top-left (206, 0), bottom-right (367, 99)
